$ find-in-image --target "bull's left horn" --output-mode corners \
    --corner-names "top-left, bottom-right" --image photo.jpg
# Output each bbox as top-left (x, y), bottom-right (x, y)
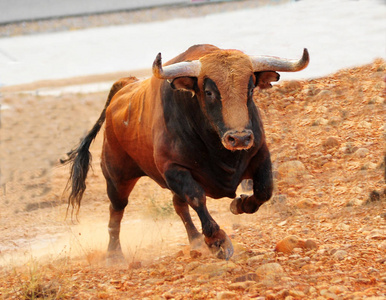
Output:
top-left (250, 48), bottom-right (309, 72)
top-left (152, 53), bottom-right (201, 79)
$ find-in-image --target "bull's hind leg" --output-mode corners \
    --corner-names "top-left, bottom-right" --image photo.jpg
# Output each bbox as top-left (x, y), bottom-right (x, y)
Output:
top-left (105, 177), bottom-right (138, 255)
top-left (101, 140), bottom-right (143, 264)
top-left (104, 177), bottom-right (139, 264)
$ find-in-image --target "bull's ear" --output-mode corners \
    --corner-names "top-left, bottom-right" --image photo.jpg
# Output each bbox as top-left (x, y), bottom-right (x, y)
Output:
top-left (254, 71), bottom-right (280, 89)
top-left (170, 77), bottom-right (197, 93)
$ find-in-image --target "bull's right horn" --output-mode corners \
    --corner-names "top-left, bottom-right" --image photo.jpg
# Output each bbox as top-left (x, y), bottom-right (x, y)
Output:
top-left (152, 53), bottom-right (201, 80)
top-left (250, 48), bottom-right (309, 72)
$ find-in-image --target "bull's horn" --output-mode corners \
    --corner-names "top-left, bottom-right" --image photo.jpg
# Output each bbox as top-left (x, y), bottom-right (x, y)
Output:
top-left (152, 53), bottom-right (202, 79)
top-left (250, 48), bottom-right (309, 72)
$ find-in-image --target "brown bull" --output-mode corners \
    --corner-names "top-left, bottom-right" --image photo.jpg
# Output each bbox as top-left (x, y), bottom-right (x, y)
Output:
top-left (63, 44), bottom-right (309, 260)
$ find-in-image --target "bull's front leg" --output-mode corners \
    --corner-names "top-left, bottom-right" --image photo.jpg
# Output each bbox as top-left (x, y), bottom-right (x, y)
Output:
top-left (165, 165), bottom-right (234, 260)
top-left (230, 145), bottom-right (273, 214)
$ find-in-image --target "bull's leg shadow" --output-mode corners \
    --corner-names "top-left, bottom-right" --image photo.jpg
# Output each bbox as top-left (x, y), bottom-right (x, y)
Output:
top-left (166, 166), bottom-right (234, 260)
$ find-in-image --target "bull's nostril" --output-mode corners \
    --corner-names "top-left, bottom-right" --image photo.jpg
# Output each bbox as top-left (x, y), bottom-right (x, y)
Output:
top-left (228, 136), bottom-right (236, 145)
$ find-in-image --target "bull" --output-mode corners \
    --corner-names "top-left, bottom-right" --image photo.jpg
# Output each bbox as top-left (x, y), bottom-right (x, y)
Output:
top-left (63, 44), bottom-right (309, 260)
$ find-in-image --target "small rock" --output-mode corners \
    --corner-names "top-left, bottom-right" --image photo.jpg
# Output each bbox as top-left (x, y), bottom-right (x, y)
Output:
top-left (277, 160), bottom-right (306, 179)
top-left (247, 255), bottom-right (265, 266)
top-left (217, 291), bottom-right (237, 299)
top-left (275, 235), bottom-right (306, 253)
top-left (328, 285), bottom-right (348, 295)
top-left (345, 198), bottom-right (363, 207)
top-left (301, 264), bottom-right (317, 272)
top-left (289, 290), bottom-right (306, 298)
top-left (255, 263), bottom-right (284, 279)
top-left (322, 136), bottom-right (340, 149)
top-left (190, 250), bottom-right (202, 259)
top-left (304, 239), bottom-right (318, 250)
top-left (283, 80), bottom-right (302, 91)
top-left (332, 250), bottom-right (347, 260)
top-left (355, 147), bottom-right (369, 158)
top-left (328, 116), bottom-right (341, 126)
top-left (313, 117), bottom-right (328, 126)
top-left (189, 261), bottom-right (237, 277)
top-left (355, 278), bottom-right (371, 284)
top-left (366, 229), bottom-right (386, 240)
top-left (233, 273), bottom-right (259, 283)
top-left (228, 281), bottom-right (255, 290)
top-left (378, 240), bottom-right (386, 250)
top-left (336, 223), bottom-right (350, 231)
top-left (185, 261), bottom-right (201, 273)
top-left (174, 250), bottom-right (184, 258)
top-left (358, 120), bottom-right (371, 129)
top-left (315, 89), bottom-right (333, 100)
top-left (295, 199), bottom-right (319, 209)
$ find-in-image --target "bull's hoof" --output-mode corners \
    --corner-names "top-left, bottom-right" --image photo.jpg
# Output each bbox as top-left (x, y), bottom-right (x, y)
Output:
top-left (106, 251), bottom-right (126, 266)
top-left (230, 198), bottom-right (241, 215)
top-left (205, 229), bottom-right (234, 260)
top-left (230, 194), bottom-right (248, 215)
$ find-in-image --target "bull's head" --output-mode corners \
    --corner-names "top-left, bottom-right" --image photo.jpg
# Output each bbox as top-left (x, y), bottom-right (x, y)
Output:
top-left (153, 48), bottom-right (309, 151)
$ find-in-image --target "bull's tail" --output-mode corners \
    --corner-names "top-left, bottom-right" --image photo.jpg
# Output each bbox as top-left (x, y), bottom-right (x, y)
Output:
top-left (61, 77), bottom-right (136, 214)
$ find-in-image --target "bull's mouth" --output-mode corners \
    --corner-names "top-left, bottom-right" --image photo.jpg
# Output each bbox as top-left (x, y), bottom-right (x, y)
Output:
top-left (221, 130), bottom-right (254, 151)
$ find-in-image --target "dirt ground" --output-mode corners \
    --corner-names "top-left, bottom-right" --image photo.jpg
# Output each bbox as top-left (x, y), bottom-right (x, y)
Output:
top-left (0, 59), bottom-right (385, 299)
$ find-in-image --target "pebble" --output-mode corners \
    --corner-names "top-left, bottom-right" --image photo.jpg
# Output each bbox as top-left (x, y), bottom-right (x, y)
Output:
top-left (283, 80), bottom-right (302, 91)
top-left (228, 281), bottom-right (255, 290)
top-left (378, 240), bottom-right (386, 250)
top-left (189, 261), bottom-right (237, 277)
top-left (322, 136), bottom-right (340, 149)
top-left (366, 229), bottom-right (386, 240)
top-left (289, 290), bottom-right (306, 298)
top-left (328, 285), bottom-right (348, 294)
top-left (233, 273), bottom-right (259, 282)
top-left (247, 254), bottom-right (266, 266)
top-left (217, 291), bottom-right (237, 299)
top-left (345, 198), bottom-right (364, 206)
top-left (304, 239), bottom-right (318, 250)
top-left (332, 250), bottom-right (348, 260)
top-left (275, 235), bottom-right (306, 253)
top-left (277, 160), bottom-right (306, 179)
top-left (190, 250), bottom-right (202, 258)
top-left (358, 120), bottom-right (372, 129)
top-left (355, 147), bottom-right (369, 158)
top-left (336, 223), bottom-right (350, 231)
top-left (255, 263), bottom-right (284, 279)
top-left (315, 89), bottom-right (334, 100)
top-left (313, 117), bottom-right (329, 126)
top-left (295, 198), bottom-right (319, 209)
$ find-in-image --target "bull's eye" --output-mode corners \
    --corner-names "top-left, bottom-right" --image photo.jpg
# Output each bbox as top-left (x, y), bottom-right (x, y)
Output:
top-left (249, 88), bottom-right (254, 97)
top-left (205, 90), bottom-right (213, 97)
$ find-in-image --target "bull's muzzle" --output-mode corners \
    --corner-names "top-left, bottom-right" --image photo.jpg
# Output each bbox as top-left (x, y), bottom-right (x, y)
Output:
top-left (222, 129), bottom-right (254, 151)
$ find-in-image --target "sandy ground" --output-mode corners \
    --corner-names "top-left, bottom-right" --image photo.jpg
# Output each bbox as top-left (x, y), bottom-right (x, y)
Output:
top-left (0, 59), bottom-right (385, 299)
top-left (0, 1), bottom-right (385, 298)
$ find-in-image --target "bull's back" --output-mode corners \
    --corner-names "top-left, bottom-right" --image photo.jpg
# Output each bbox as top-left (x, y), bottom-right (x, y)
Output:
top-left (104, 77), bottom-right (166, 185)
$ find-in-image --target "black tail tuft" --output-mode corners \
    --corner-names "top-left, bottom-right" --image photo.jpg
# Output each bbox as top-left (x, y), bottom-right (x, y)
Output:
top-left (61, 77), bottom-right (136, 216)
top-left (61, 110), bottom-right (106, 215)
